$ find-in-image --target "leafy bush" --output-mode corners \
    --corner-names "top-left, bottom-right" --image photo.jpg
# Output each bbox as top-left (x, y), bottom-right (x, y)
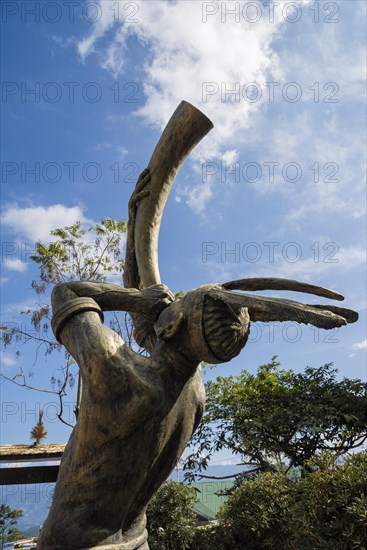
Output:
top-left (221, 472), bottom-right (292, 549)
top-left (195, 452), bottom-right (367, 550)
top-left (191, 523), bottom-right (234, 550)
top-left (147, 481), bottom-right (197, 550)
top-left (291, 452), bottom-right (367, 549)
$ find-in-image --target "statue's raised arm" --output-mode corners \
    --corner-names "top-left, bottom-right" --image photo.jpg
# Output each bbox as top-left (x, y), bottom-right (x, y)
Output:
top-left (37, 102), bottom-right (358, 550)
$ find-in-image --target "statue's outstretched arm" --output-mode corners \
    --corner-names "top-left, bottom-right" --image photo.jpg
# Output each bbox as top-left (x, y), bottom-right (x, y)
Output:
top-left (61, 281), bottom-right (174, 318)
top-left (223, 291), bottom-right (358, 328)
top-left (50, 281), bottom-right (174, 383)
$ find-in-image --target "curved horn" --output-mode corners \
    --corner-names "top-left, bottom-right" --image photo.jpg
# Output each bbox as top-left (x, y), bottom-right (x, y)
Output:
top-left (222, 277), bottom-right (344, 301)
top-left (124, 102), bottom-right (213, 351)
top-left (130, 101), bottom-right (213, 289)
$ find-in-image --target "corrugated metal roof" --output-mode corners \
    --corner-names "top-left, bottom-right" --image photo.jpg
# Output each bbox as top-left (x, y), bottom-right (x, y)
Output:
top-left (194, 501), bottom-right (216, 520)
top-left (191, 481), bottom-right (233, 519)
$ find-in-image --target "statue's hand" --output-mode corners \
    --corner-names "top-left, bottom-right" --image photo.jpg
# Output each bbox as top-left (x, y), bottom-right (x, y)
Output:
top-left (140, 284), bottom-right (175, 321)
top-left (128, 168), bottom-right (151, 219)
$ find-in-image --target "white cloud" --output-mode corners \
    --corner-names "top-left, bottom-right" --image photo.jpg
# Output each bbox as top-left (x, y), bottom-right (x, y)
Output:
top-left (51, 34), bottom-right (76, 50)
top-left (116, 146), bottom-right (129, 158)
top-left (3, 258), bottom-right (28, 273)
top-left (185, 179), bottom-right (213, 215)
top-left (91, 142), bottom-right (129, 161)
top-left (351, 339), bottom-right (367, 351)
top-left (77, 0), bottom-right (118, 61)
top-left (222, 149), bottom-right (240, 168)
top-left (76, 1), bottom-right (285, 160)
top-left (273, 123), bottom-right (366, 223)
top-left (1, 204), bottom-right (88, 243)
top-left (2, 297), bottom-right (39, 315)
top-left (0, 352), bottom-right (18, 368)
top-left (74, 0), bottom-right (366, 221)
top-left (1, 204), bottom-right (125, 285)
top-left (92, 141), bottom-right (113, 151)
top-left (267, 245), bottom-right (367, 280)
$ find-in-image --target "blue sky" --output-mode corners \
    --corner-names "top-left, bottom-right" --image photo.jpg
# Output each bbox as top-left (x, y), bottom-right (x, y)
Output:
top-left (1, 0), bottom-right (366, 479)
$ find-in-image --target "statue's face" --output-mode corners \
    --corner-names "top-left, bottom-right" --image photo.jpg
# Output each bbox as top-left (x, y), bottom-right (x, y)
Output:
top-left (154, 299), bottom-right (185, 341)
top-left (154, 286), bottom-right (250, 364)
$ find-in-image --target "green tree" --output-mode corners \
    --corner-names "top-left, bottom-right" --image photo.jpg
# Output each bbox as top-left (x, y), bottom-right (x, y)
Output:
top-left (4, 527), bottom-right (26, 543)
top-left (1, 218), bottom-right (129, 426)
top-left (184, 358), bottom-right (367, 480)
top-left (290, 452), bottom-right (367, 549)
top-left (214, 452), bottom-right (367, 550)
top-left (0, 504), bottom-right (24, 543)
top-left (146, 481), bottom-right (197, 550)
top-left (191, 523), bottom-right (232, 550)
top-left (220, 472), bottom-right (292, 549)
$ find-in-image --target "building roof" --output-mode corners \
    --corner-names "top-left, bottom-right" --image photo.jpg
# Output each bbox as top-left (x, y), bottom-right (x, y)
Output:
top-left (191, 481), bottom-right (233, 520)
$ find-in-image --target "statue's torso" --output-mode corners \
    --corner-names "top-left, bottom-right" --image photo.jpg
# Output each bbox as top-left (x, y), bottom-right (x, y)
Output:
top-left (38, 349), bottom-right (204, 550)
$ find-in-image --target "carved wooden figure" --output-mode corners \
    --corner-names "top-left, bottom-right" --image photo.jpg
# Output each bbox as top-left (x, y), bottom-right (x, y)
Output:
top-left (37, 102), bottom-right (358, 549)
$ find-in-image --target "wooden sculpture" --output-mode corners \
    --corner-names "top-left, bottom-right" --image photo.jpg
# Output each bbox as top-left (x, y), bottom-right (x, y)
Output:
top-left (37, 102), bottom-right (358, 549)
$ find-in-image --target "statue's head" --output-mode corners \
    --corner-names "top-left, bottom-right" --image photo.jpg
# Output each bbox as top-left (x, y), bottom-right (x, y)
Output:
top-left (153, 278), bottom-right (358, 364)
top-left (154, 285), bottom-right (250, 364)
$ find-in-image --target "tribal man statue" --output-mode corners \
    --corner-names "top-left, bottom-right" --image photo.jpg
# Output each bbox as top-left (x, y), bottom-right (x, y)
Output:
top-left (37, 102), bottom-right (358, 549)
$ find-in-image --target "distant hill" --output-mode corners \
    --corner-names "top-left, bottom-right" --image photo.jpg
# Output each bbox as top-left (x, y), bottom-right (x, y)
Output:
top-left (172, 463), bottom-right (246, 482)
top-left (0, 481), bottom-right (53, 532)
top-left (21, 525), bottom-right (41, 537)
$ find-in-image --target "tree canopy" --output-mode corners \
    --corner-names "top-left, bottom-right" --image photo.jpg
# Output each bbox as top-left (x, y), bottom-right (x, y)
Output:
top-left (184, 357), bottom-right (367, 480)
top-left (0, 504), bottom-right (24, 543)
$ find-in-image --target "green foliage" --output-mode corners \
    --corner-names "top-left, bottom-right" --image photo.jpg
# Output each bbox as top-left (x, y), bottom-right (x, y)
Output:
top-left (185, 359), bottom-right (367, 548)
top-left (190, 452), bottom-right (367, 550)
top-left (146, 481), bottom-right (197, 550)
top-left (4, 527), bottom-right (26, 542)
top-left (30, 218), bottom-right (126, 285)
top-left (191, 523), bottom-right (233, 550)
top-left (185, 358), bottom-right (367, 481)
top-left (290, 452), bottom-right (367, 549)
top-left (2, 218), bottom-right (127, 350)
top-left (221, 472), bottom-right (292, 548)
top-left (0, 218), bottom-right (129, 427)
top-left (0, 504), bottom-right (24, 543)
